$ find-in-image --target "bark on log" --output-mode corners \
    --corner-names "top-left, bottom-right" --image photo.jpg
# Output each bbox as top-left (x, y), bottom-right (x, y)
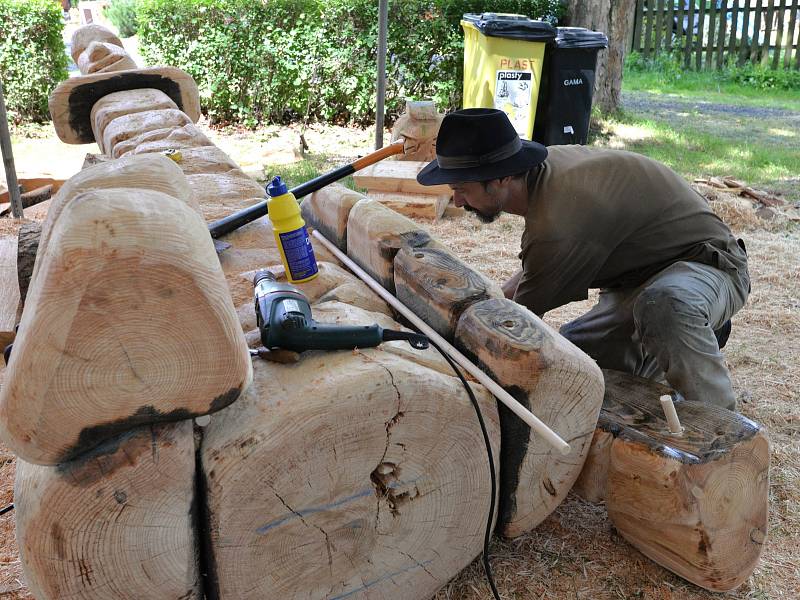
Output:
top-left (90, 89), bottom-right (179, 153)
top-left (16, 221), bottom-right (41, 312)
top-left (345, 198), bottom-right (444, 294)
top-left (563, 0), bottom-right (636, 114)
top-left (0, 186), bottom-right (251, 465)
top-left (0, 237), bottom-right (20, 349)
top-left (200, 309), bottom-right (500, 599)
top-left (455, 298), bottom-right (604, 537)
top-left (300, 183), bottom-right (366, 252)
top-left (15, 420), bottom-right (200, 600)
top-left (394, 246), bottom-right (502, 341)
top-left (589, 370), bottom-right (769, 592)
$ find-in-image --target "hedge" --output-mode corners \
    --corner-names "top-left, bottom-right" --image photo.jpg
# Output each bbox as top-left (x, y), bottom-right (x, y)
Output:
top-left (0, 0), bottom-right (68, 123)
top-left (137, 0), bottom-right (562, 126)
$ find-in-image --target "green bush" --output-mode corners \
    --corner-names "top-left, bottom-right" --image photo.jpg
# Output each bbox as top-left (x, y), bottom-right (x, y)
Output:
top-left (137, 0), bottom-right (562, 126)
top-left (725, 61), bottom-right (800, 92)
top-left (0, 0), bottom-right (68, 123)
top-left (105, 0), bottom-right (140, 38)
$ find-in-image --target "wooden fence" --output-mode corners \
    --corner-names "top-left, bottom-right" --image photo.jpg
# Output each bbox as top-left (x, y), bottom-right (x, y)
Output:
top-left (632, 0), bottom-right (800, 69)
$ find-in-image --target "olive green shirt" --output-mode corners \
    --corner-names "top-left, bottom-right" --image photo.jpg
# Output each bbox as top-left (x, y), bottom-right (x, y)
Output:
top-left (514, 145), bottom-right (748, 316)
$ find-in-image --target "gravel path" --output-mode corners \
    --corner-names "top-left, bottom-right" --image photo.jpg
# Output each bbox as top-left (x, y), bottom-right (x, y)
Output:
top-left (622, 90), bottom-right (800, 120)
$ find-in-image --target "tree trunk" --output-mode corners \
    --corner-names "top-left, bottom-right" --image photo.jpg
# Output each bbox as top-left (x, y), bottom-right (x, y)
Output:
top-left (563, 0), bottom-right (637, 114)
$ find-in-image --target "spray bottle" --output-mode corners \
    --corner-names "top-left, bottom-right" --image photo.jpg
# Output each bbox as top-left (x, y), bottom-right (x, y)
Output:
top-left (266, 176), bottom-right (318, 283)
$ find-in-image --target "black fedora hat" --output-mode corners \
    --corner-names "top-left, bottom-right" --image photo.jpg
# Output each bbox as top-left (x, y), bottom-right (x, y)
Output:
top-left (417, 108), bottom-right (547, 186)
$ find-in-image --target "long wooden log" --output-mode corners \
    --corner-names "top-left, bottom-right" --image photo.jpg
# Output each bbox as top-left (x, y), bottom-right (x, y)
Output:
top-left (200, 308), bottom-right (500, 599)
top-left (115, 123), bottom-right (213, 158)
top-left (299, 183), bottom-right (366, 252)
top-left (574, 370), bottom-right (769, 592)
top-left (102, 109), bottom-right (193, 157)
top-left (0, 182), bottom-right (251, 464)
top-left (90, 89), bottom-right (179, 153)
top-left (15, 420), bottom-right (200, 599)
top-left (455, 298), bottom-right (604, 537)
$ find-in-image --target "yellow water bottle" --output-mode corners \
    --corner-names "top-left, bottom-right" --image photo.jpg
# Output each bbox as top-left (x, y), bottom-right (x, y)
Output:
top-left (266, 176), bottom-right (318, 283)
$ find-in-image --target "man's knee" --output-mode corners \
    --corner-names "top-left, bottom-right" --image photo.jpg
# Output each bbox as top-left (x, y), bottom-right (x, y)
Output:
top-left (633, 286), bottom-right (705, 340)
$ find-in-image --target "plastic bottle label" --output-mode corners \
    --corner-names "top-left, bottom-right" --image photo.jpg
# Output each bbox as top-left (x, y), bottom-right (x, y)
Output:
top-left (279, 226), bottom-right (318, 281)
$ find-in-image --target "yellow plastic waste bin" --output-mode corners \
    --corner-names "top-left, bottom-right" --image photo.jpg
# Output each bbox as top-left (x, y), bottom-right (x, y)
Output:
top-left (461, 13), bottom-right (556, 140)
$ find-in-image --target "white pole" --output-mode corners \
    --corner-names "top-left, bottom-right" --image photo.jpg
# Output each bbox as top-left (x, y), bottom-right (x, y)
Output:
top-left (660, 394), bottom-right (684, 435)
top-left (311, 229), bottom-right (572, 455)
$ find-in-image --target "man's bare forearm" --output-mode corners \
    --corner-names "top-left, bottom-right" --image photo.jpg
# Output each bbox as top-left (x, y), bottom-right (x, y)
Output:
top-left (503, 270), bottom-right (523, 300)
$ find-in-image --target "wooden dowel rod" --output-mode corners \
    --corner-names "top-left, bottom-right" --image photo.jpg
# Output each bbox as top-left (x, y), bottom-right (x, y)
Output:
top-left (311, 229), bottom-right (572, 455)
top-left (660, 394), bottom-right (684, 435)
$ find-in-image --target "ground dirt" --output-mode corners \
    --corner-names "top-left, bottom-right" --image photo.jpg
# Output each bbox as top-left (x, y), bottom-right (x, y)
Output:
top-left (1, 115), bottom-right (798, 599)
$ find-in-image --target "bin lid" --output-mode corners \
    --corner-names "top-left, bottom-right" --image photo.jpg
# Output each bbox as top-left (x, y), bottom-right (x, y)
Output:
top-left (555, 27), bottom-right (608, 49)
top-left (462, 13), bottom-right (556, 41)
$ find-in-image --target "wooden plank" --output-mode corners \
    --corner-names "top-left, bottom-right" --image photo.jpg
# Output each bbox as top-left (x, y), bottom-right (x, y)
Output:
top-left (352, 160), bottom-right (451, 196)
top-left (655, 0), bottom-right (665, 54)
top-left (772, 0), bottom-right (786, 68)
top-left (644, 0), bottom-right (655, 58)
top-left (0, 237), bottom-right (19, 349)
top-left (728, 1), bottom-right (740, 60)
top-left (666, 0), bottom-right (675, 51)
top-left (684, 0), bottom-right (696, 67)
top-left (785, 0), bottom-right (799, 67)
top-left (706, 0), bottom-right (718, 69)
top-left (716, 0), bottom-right (728, 68)
top-left (696, 0), bottom-right (707, 69)
top-left (633, 0), bottom-right (645, 51)
top-left (676, 0), bottom-right (686, 59)
top-left (367, 190), bottom-right (449, 221)
top-left (763, 0), bottom-right (776, 64)
top-left (751, 0), bottom-right (764, 62)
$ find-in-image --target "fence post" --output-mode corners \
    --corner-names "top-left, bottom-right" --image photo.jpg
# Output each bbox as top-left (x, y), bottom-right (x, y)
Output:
top-left (788, 0), bottom-right (800, 68)
top-left (644, 0), bottom-right (655, 58)
top-left (762, 0), bottom-right (776, 65)
top-left (696, 0), bottom-right (707, 69)
top-left (684, 0), bottom-right (696, 68)
top-left (751, 0), bottom-right (763, 63)
top-left (772, 0), bottom-right (786, 68)
top-left (633, 0), bottom-right (645, 52)
top-left (716, 0), bottom-right (728, 68)
top-left (728, 1), bottom-right (740, 64)
top-left (706, 1), bottom-right (717, 69)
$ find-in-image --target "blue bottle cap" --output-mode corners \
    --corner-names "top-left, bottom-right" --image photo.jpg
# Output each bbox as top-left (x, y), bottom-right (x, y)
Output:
top-left (267, 176), bottom-right (289, 197)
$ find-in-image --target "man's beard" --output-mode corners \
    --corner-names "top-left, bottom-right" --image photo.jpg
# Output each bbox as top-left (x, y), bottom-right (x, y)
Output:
top-left (464, 203), bottom-right (500, 224)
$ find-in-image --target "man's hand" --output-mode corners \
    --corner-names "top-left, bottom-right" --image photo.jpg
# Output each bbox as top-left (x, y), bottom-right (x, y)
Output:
top-left (503, 270), bottom-right (523, 300)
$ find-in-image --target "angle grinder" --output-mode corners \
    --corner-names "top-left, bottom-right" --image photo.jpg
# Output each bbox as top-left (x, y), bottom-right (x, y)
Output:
top-left (253, 269), bottom-right (428, 353)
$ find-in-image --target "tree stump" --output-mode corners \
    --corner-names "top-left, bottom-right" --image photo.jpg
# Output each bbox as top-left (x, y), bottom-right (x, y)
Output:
top-left (15, 420), bottom-right (199, 600)
top-left (0, 186), bottom-right (250, 464)
top-left (300, 183), bottom-right (366, 252)
top-left (455, 298), bottom-right (604, 537)
top-left (596, 370), bottom-right (769, 592)
top-left (200, 319), bottom-right (500, 599)
top-left (394, 246), bottom-right (502, 340)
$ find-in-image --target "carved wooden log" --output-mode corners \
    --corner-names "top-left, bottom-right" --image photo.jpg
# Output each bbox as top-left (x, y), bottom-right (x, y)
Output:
top-left (200, 302), bottom-right (500, 599)
top-left (163, 146), bottom-right (240, 176)
top-left (0, 237), bottom-right (19, 348)
top-left (0, 183), bottom-right (251, 465)
top-left (15, 420), bottom-right (200, 599)
top-left (90, 89), bottom-right (179, 153)
top-left (570, 429), bottom-right (613, 503)
top-left (455, 298), bottom-right (604, 537)
top-left (366, 190), bottom-right (450, 221)
top-left (185, 170), bottom-right (266, 217)
top-left (394, 246), bottom-right (502, 340)
top-left (345, 198), bottom-right (444, 294)
top-left (70, 24), bottom-right (123, 63)
top-left (353, 160), bottom-right (450, 196)
top-left (77, 41), bottom-right (137, 75)
top-left (578, 370), bottom-right (769, 592)
top-left (115, 123), bottom-right (213, 158)
top-left (102, 109), bottom-right (192, 157)
top-left (16, 221), bottom-right (41, 312)
top-left (300, 183), bottom-right (365, 252)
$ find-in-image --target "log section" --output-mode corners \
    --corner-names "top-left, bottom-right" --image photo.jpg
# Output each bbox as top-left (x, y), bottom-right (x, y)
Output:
top-left (0, 187), bottom-right (251, 464)
top-left (16, 221), bottom-right (41, 314)
top-left (0, 237), bottom-right (20, 348)
top-left (345, 198), bottom-right (443, 294)
top-left (366, 191), bottom-right (450, 221)
top-left (77, 41), bottom-right (137, 75)
top-left (598, 370), bottom-right (769, 592)
top-left (70, 23), bottom-right (123, 63)
top-left (90, 89), bottom-right (179, 152)
top-left (300, 183), bottom-right (365, 252)
top-left (455, 298), bottom-right (604, 537)
top-left (115, 123), bottom-right (213, 158)
top-left (15, 420), bottom-right (199, 600)
top-left (200, 313), bottom-right (500, 599)
top-left (394, 246), bottom-right (502, 340)
top-left (353, 160), bottom-right (450, 196)
top-left (102, 109), bottom-right (192, 157)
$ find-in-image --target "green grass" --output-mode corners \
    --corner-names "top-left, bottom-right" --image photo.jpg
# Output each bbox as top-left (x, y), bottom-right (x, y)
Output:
top-left (262, 153), bottom-right (358, 193)
top-left (589, 112), bottom-right (800, 199)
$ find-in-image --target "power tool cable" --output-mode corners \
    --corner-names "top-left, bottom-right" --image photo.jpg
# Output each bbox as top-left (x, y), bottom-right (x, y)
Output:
top-left (0, 503), bottom-right (13, 516)
top-left (428, 339), bottom-right (501, 600)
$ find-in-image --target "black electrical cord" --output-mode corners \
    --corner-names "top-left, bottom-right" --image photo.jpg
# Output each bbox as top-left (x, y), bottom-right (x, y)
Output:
top-left (428, 339), bottom-right (501, 600)
top-left (0, 503), bottom-right (13, 516)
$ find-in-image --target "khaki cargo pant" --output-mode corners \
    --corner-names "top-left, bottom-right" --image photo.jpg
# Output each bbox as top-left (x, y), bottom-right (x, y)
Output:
top-left (560, 261), bottom-right (750, 411)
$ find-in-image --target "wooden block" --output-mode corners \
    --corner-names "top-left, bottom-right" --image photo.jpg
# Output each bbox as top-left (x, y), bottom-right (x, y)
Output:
top-left (115, 122), bottom-right (212, 158)
top-left (0, 178), bottom-right (65, 203)
top-left (200, 305), bottom-right (500, 599)
top-left (345, 198), bottom-right (443, 294)
top-left (353, 160), bottom-right (451, 196)
top-left (455, 298), bottom-right (604, 537)
top-left (0, 186), bottom-right (251, 465)
top-left (394, 246), bottom-right (502, 341)
top-left (70, 23), bottom-right (123, 63)
top-left (571, 428), bottom-right (613, 503)
top-left (102, 109), bottom-right (192, 158)
top-left (299, 183), bottom-right (365, 252)
top-left (599, 370), bottom-right (769, 592)
top-left (77, 41), bottom-right (137, 75)
top-left (15, 420), bottom-right (200, 600)
top-left (49, 67), bottom-right (201, 145)
top-left (368, 191), bottom-right (449, 220)
top-left (0, 237), bottom-right (20, 349)
top-left (90, 89), bottom-right (179, 153)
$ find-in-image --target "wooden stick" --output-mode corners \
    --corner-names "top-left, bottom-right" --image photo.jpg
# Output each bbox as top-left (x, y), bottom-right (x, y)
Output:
top-left (311, 229), bottom-right (572, 455)
top-left (659, 394), bottom-right (684, 435)
top-left (0, 79), bottom-right (23, 218)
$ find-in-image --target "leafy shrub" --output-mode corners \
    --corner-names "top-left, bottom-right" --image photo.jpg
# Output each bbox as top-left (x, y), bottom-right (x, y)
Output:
top-left (137, 0), bottom-right (562, 126)
top-left (0, 0), bottom-right (68, 123)
top-left (105, 0), bottom-right (140, 38)
top-left (725, 61), bottom-right (800, 91)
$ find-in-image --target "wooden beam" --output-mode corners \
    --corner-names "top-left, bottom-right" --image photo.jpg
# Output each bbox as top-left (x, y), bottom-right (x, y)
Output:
top-left (353, 160), bottom-right (451, 196)
top-left (366, 191), bottom-right (449, 221)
